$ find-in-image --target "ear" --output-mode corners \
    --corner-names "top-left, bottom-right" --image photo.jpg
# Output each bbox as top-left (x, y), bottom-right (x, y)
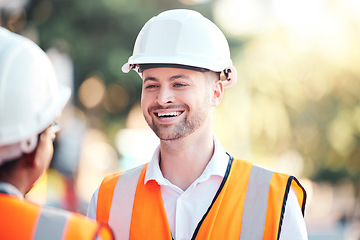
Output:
top-left (211, 80), bottom-right (224, 107)
top-left (22, 135), bottom-right (42, 169)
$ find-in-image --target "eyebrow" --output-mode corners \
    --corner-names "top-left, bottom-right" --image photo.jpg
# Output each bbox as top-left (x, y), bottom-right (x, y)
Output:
top-left (143, 76), bottom-right (158, 83)
top-left (170, 74), bottom-right (191, 81)
top-left (143, 74), bottom-right (192, 83)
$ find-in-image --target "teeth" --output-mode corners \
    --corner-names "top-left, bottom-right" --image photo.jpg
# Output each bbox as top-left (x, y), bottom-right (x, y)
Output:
top-left (157, 112), bottom-right (181, 118)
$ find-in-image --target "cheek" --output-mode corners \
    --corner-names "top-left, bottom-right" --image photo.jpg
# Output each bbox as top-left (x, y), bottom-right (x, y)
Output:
top-left (141, 92), bottom-right (155, 110)
top-left (141, 96), bottom-right (148, 114)
top-left (141, 91), bottom-right (149, 104)
top-left (186, 89), bottom-right (208, 106)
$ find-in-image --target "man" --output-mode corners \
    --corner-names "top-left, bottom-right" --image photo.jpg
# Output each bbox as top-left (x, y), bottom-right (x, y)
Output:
top-left (88, 9), bottom-right (307, 240)
top-left (0, 27), bottom-right (113, 240)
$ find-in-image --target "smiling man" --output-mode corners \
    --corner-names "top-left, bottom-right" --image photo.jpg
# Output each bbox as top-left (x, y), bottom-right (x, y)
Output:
top-left (87, 9), bottom-right (308, 240)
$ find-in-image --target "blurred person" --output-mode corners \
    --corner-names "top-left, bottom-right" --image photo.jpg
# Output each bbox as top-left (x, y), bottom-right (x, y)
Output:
top-left (0, 27), bottom-right (113, 240)
top-left (88, 9), bottom-right (307, 240)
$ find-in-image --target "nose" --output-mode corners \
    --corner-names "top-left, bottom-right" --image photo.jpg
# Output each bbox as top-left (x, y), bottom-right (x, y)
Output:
top-left (156, 86), bottom-right (174, 105)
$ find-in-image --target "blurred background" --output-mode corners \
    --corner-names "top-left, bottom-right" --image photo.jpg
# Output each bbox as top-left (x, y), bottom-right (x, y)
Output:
top-left (1, 0), bottom-right (359, 239)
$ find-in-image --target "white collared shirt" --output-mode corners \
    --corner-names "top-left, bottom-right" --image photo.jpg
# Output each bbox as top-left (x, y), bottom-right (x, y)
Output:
top-left (0, 182), bottom-right (23, 198)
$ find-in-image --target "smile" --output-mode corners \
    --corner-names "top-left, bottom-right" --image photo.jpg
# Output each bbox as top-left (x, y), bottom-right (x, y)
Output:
top-left (155, 111), bottom-right (183, 118)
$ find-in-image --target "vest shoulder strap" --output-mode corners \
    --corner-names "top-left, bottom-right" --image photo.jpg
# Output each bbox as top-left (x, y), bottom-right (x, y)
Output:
top-left (129, 164), bottom-right (172, 240)
top-left (97, 164), bottom-right (145, 239)
top-left (97, 172), bottom-right (122, 224)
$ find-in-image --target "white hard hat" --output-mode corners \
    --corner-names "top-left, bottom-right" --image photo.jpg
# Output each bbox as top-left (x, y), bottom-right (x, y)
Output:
top-left (0, 27), bottom-right (71, 165)
top-left (121, 9), bottom-right (237, 88)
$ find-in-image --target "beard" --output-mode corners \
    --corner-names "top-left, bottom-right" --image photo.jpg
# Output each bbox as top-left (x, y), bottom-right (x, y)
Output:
top-left (144, 104), bottom-right (208, 141)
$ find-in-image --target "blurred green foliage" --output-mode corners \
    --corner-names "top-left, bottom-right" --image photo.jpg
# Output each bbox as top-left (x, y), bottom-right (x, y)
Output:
top-left (2, 0), bottom-right (216, 126)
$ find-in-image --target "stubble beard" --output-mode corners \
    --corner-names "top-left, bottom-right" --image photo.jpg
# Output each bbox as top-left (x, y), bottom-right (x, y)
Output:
top-left (145, 105), bottom-right (207, 141)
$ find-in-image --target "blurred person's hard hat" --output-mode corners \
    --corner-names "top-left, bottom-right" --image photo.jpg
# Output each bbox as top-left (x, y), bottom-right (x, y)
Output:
top-left (121, 9), bottom-right (237, 88)
top-left (0, 27), bottom-right (71, 165)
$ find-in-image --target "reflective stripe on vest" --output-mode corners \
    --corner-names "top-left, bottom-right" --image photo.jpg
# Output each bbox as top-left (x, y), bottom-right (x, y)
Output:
top-left (96, 158), bottom-right (306, 240)
top-left (97, 164), bottom-right (144, 239)
top-left (0, 193), bottom-right (113, 240)
top-left (240, 165), bottom-right (274, 240)
top-left (33, 207), bottom-right (69, 239)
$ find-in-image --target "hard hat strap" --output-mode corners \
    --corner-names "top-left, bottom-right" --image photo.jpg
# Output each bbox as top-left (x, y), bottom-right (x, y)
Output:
top-left (220, 68), bottom-right (232, 82)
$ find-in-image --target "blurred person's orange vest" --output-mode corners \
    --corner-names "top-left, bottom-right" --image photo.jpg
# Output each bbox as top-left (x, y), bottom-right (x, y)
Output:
top-left (0, 193), bottom-right (113, 240)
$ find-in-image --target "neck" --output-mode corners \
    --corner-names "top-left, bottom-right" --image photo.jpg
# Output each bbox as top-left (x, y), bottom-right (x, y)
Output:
top-left (0, 172), bottom-right (27, 196)
top-left (0, 157), bottom-right (38, 196)
top-left (159, 131), bottom-right (214, 191)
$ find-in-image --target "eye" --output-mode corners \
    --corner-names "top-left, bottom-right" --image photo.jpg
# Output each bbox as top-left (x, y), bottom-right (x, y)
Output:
top-left (174, 82), bottom-right (187, 87)
top-left (144, 84), bottom-right (158, 89)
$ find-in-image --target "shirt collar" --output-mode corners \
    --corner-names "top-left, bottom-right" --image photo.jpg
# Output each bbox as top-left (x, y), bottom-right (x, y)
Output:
top-left (0, 182), bottom-right (23, 199)
top-left (144, 135), bottom-right (229, 186)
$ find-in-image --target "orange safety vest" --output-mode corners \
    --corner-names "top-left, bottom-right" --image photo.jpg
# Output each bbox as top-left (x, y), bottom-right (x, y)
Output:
top-left (0, 193), bottom-right (114, 240)
top-left (96, 157), bottom-right (306, 240)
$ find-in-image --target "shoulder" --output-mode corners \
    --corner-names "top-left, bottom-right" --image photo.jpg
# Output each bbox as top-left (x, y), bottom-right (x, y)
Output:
top-left (47, 207), bottom-right (114, 240)
top-left (97, 164), bottom-right (147, 200)
top-left (231, 158), bottom-right (275, 177)
top-left (232, 158), bottom-right (291, 179)
top-left (32, 204), bottom-right (104, 230)
top-left (231, 158), bottom-right (295, 195)
top-left (232, 157), bottom-right (306, 215)
top-left (101, 163), bottom-right (146, 187)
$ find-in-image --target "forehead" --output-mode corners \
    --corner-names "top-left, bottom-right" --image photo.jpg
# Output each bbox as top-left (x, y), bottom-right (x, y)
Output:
top-left (141, 67), bottom-right (205, 81)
